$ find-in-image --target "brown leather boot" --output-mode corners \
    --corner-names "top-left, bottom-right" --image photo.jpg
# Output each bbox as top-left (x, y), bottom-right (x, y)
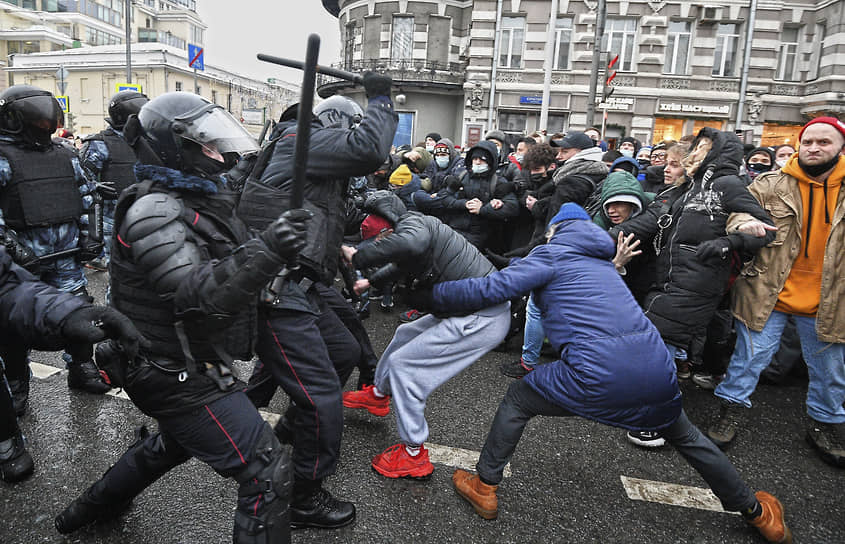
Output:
top-left (452, 469), bottom-right (498, 519)
top-left (747, 491), bottom-right (792, 544)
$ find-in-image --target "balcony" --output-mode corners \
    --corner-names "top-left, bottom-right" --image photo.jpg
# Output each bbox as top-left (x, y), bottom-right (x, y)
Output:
top-left (317, 59), bottom-right (465, 97)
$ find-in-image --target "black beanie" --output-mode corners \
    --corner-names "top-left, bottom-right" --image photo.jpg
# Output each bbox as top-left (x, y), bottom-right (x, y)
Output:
top-left (620, 137), bottom-right (641, 154)
top-left (425, 132), bottom-right (442, 142)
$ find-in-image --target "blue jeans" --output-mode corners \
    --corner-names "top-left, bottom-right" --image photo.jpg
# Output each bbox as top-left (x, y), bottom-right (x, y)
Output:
top-left (521, 294), bottom-right (544, 365)
top-left (715, 311), bottom-right (845, 423)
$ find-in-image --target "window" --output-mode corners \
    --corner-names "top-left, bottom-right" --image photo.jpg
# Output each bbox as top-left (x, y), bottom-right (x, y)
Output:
top-left (809, 23), bottom-right (826, 80)
top-left (138, 28), bottom-right (157, 42)
top-left (392, 112), bottom-right (414, 148)
top-left (175, 81), bottom-right (183, 91)
top-left (712, 23), bottom-right (739, 77)
top-left (391, 16), bottom-right (414, 61)
top-left (776, 27), bottom-right (800, 81)
top-left (602, 18), bottom-right (637, 71)
top-left (211, 90), bottom-right (217, 104)
top-left (7, 40), bottom-right (40, 54)
top-left (344, 22), bottom-right (356, 69)
top-left (190, 24), bottom-right (203, 45)
top-left (85, 27), bottom-right (122, 46)
top-left (553, 18), bottom-right (573, 70)
top-left (497, 111), bottom-right (527, 133)
top-left (664, 21), bottom-right (691, 75)
top-left (499, 16), bottom-right (525, 68)
top-left (43, 0), bottom-right (74, 12)
top-left (547, 113), bottom-right (568, 134)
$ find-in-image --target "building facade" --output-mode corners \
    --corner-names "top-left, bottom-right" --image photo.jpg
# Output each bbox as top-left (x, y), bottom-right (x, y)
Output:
top-left (7, 43), bottom-right (298, 136)
top-left (321, 0), bottom-right (845, 148)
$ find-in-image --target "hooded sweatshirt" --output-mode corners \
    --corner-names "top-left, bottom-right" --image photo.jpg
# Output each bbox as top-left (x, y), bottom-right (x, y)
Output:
top-left (774, 155), bottom-right (844, 316)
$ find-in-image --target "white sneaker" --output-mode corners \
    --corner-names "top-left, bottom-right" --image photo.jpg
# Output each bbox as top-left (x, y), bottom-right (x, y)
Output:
top-left (626, 430), bottom-right (666, 448)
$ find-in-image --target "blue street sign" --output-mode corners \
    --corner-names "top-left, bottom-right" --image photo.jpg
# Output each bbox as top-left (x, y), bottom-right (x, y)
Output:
top-left (520, 96), bottom-right (543, 105)
top-left (188, 43), bottom-right (204, 71)
top-left (115, 83), bottom-right (142, 94)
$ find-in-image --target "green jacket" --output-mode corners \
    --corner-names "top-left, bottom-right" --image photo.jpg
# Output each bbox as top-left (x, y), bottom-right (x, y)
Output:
top-left (592, 171), bottom-right (655, 230)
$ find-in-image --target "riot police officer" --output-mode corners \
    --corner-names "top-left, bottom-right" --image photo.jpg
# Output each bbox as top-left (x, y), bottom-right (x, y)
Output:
top-left (0, 246), bottom-right (145, 483)
top-left (54, 92), bottom-right (310, 543)
top-left (79, 90), bottom-right (149, 269)
top-left (237, 73), bottom-right (397, 528)
top-left (0, 84), bottom-right (110, 408)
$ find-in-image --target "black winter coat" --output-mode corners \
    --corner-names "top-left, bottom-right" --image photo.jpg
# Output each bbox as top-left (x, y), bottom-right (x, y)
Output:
top-left (610, 128), bottom-right (775, 348)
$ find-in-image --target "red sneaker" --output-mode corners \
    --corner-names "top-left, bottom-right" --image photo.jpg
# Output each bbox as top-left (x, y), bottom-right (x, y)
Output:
top-left (342, 385), bottom-right (390, 416)
top-left (399, 309), bottom-right (426, 323)
top-left (372, 444), bottom-right (434, 479)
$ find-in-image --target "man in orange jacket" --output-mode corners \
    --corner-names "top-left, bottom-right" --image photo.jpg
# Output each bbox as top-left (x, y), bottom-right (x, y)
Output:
top-left (708, 117), bottom-right (845, 469)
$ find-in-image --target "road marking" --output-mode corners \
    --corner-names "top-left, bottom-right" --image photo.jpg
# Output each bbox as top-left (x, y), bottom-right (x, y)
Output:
top-left (30, 362), bottom-right (62, 379)
top-left (29, 368), bottom-right (510, 478)
top-left (621, 475), bottom-right (738, 514)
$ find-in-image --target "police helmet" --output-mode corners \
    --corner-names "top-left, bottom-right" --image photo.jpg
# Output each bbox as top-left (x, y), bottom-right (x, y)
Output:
top-left (313, 95), bottom-right (363, 129)
top-left (107, 90), bottom-right (149, 129)
top-left (0, 85), bottom-right (63, 149)
top-left (130, 92), bottom-right (258, 177)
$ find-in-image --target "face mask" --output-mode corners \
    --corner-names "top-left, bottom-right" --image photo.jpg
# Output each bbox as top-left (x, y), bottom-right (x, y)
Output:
top-left (435, 156), bottom-right (450, 168)
top-left (776, 159), bottom-right (787, 169)
top-left (799, 155), bottom-right (841, 177)
top-left (555, 159), bottom-right (566, 168)
top-left (471, 163), bottom-right (489, 175)
top-left (747, 162), bottom-right (772, 174)
top-left (515, 154), bottom-right (524, 163)
top-left (425, 144), bottom-right (435, 153)
top-left (620, 149), bottom-right (634, 158)
top-left (529, 172), bottom-right (547, 184)
top-left (637, 158), bottom-right (651, 168)
top-left (590, 138), bottom-right (599, 148)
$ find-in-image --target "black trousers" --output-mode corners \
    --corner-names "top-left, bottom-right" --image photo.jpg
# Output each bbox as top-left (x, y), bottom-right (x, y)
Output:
top-left (0, 367), bottom-right (17, 442)
top-left (251, 281), bottom-right (360, 481)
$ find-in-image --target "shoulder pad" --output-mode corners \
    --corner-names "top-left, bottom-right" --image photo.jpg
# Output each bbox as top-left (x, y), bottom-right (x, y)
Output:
top-left (83, 133), bottom-right (104, 143)
top-left (124, 193), bottom-right (184, 242)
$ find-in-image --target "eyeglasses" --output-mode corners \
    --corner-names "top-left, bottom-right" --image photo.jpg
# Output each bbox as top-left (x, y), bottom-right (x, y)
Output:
top-left (651, 152), bottom-right (667, 159)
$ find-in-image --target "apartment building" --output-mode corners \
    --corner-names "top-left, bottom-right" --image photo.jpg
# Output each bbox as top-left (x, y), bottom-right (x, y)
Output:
top-left (320, 0), bottom-right (845, 148)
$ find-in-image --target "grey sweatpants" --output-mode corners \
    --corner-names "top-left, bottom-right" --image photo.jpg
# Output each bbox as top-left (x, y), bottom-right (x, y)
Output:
top-left (375, 302), bottom-right (511, 446)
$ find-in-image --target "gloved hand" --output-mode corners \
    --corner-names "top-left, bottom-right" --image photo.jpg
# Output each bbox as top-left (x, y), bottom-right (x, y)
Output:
top-left (2, 227), bottom-right (39, 274)
top-left (696, 237), bottom-right (733, 262)
top-left (362, 71), bottom-right (393, 99)
top-left (493, 181), bottom-right (516, 199)
top-left (404, 286), bottom-right (435, 314)
top-left (484, 250), bottom-right (511, 270)
top-left (61, 305), bottom-right (149, 360)
top-left (96, 181), bottom-right (119, 200)
top-left (445, 175), bottom-right (462, 191)
top-left (260, 209), bottom-right (313, 261)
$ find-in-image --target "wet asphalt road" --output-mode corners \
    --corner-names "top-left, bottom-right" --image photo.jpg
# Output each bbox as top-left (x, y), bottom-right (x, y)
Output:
top-left (1, 269), bottom-right (843, 544)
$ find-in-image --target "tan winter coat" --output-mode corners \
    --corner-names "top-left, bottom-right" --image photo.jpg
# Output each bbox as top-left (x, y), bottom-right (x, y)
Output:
top-left (727, 167), bottom-right (845, 343)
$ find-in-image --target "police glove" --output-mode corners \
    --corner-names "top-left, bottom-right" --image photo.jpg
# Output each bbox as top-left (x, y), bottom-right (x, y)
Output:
top-left (484, 250), bottom-right (511, 270)
top-left (696, 237), bottom-right (734, 262)
top-left (260, 209), bottom-right (313, 261)
top-left (362, 71), bottom-right (393, 99)
top-left (405, 286), bottom-right (436, 314)
top-left (96, 181), bottom-right (119, 200)
top-left (61, 305), bottom-right (149, 361)
top-left (445, 175), bottom-right (462, 192)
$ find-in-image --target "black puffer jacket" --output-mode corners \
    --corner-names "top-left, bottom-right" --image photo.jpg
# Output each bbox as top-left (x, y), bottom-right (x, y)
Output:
top-left (610, 128), bottom-right (775, 348)
top-left (420, 140), bottom-right (519, 249)
top-left (239, 96), bottom-right (398, 284)
top-left (353, 192), bottom-right (496, 287)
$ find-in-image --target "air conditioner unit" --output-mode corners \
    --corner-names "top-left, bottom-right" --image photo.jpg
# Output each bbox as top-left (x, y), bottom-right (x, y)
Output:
top-left (699, 5), bottom-right (723, 23)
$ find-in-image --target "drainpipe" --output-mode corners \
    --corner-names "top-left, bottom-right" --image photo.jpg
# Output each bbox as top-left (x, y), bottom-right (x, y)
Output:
top-left (539, 0), bottom-right (560, 132)
top-left (735, 0), bottom-right (758, 131)
top-left (487, 0), bottom-right (504, 130)
top-left (585, 0), bottom-right (606, 129)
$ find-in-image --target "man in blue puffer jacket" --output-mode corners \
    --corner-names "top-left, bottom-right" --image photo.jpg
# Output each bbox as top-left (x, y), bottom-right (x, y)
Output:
top-left (423, 203), bottom-right (791, 544)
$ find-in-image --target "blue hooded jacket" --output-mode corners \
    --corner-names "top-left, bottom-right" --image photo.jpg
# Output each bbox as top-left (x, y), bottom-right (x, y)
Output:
top-left (431, 204), bottom-right (681, 431)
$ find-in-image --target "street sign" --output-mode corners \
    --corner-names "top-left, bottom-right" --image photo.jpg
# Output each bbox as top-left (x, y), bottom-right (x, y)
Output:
top-left (188, 43), bottom-right (204, 71)
top-left (114, 82), bottom-right (143, 94)
top-left (55, 66), bottom-right (70, 81)
top-left (519, 96), bottom-right (543, 105)
top-left (56, 96), bottom-right (69, 113)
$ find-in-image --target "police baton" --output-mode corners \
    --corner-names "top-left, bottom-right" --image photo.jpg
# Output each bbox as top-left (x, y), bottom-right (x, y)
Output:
top-left (257, 53), bottom-right (362, 85)
top-left (290, 34), bottom-right (320, 209)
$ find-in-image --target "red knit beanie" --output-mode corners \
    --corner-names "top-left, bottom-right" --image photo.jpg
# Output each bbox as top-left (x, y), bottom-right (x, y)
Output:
top-left (360, 214), bottom-right (392, 240)
top-left (798, 116), bottom-right (845, 142)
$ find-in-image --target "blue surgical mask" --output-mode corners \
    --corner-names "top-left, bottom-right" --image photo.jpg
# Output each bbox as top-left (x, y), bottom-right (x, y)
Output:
top-left (435, 156), bottom-right (450, 168)
top-left (620, 149), bottom-right (634, 158)
top-left (425, 144), bottom-right (435, 153)
top-left (471, 163), bottom-right (489, 175)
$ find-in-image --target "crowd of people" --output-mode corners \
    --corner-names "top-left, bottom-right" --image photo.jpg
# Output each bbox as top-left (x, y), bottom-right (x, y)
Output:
top-left (2, 71), bottom-right (843, 544)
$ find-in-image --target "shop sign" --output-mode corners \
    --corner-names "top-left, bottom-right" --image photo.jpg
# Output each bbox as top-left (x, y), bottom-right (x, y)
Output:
top-left (597, 96), bottom-right (634, 111)
top-left (658, 102), bottom-right (730, 116)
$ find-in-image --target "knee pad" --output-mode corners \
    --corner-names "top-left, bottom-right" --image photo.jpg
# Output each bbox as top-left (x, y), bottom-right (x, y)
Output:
top-left (233, 424), bottom-right (292, 544)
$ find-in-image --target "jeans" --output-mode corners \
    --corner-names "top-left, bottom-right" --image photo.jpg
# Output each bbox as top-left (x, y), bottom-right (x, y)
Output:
top-left (477, 380), bottom-right (758, 513)
top-left (521, 294), bottom-right (544, 365)
top-left (715, 310), bottom-right (845, 424)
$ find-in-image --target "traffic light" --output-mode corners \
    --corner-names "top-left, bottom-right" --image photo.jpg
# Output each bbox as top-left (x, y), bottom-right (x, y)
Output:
top-left (602, 54), bottom-right (618, 102)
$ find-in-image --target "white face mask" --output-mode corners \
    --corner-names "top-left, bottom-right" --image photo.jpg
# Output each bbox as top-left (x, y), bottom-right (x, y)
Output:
top-left (515, 154), bottom-right (524, 162)
top-left (435, 156), bottom-right (450, 168)
top-left (472, 163), bottom-right (489, 175)
top-left (776, 159), bottom-right (788, 168)
top-left (425, 144), bottom-right (435, 153)
top-left (620, 149), bottom-right (634, 158)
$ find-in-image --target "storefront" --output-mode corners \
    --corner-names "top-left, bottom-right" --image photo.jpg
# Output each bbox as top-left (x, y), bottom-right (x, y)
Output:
top-left (761, 123), bottom-right (802, 147)
top-left (654, 101), bottom-right (732, 144)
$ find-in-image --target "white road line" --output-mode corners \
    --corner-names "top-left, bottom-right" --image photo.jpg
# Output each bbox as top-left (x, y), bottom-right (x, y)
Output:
top-left (30, 369), bottom-right (510, 478)
top-left (30, 362), bottom-right (62, 379)
top-left (621, 475), bottom-right (738, 514)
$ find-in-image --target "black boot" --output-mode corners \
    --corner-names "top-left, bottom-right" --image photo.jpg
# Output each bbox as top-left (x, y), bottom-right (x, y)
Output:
top-left (67, 359), bottom-right (112, 394)
top-left (0, 434), bottom-right (34, 483)
top-left (55, 488), bottom-right (132, 533)
top-left (290, 478), bottom-right (355, 529)
top-left (8, 375), bottom-right (30, 417)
